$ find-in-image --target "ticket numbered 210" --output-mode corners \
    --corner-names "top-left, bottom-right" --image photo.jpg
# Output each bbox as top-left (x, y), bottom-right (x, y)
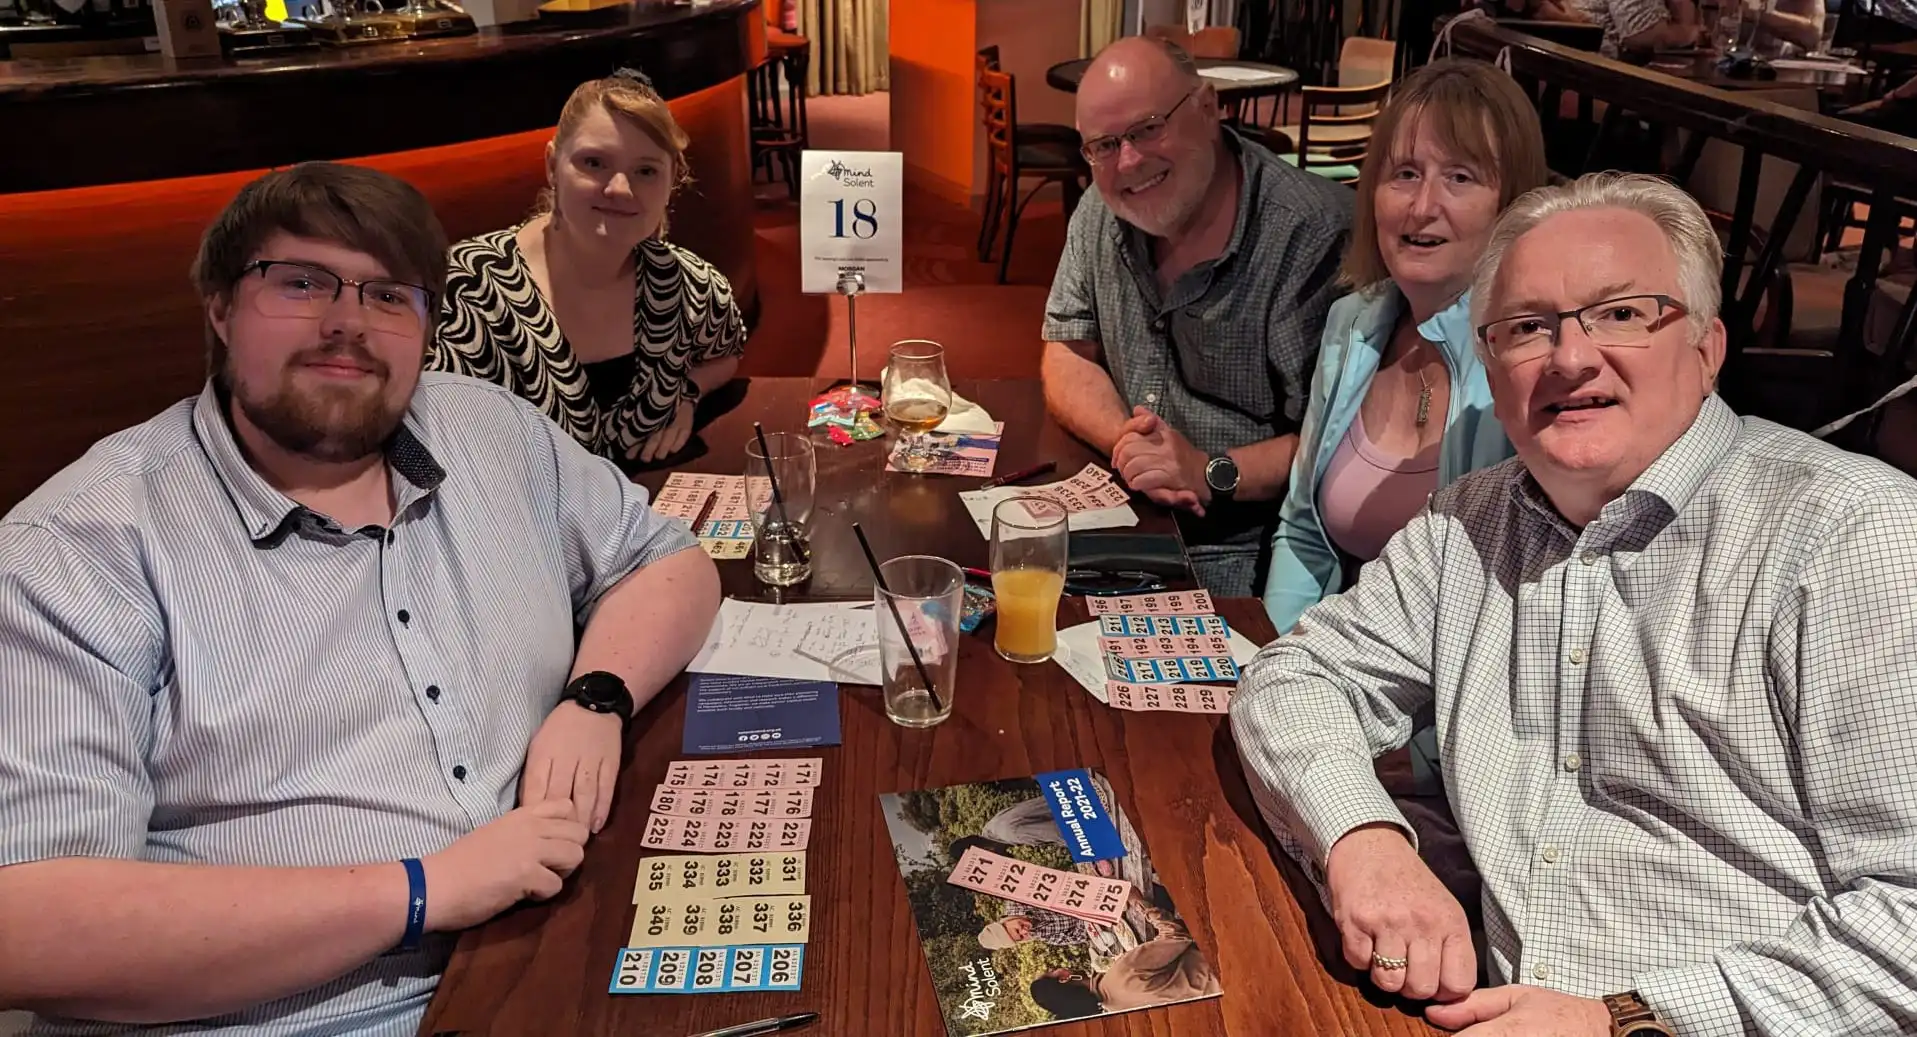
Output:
top-left (609, 944), bottom-right (804, 994)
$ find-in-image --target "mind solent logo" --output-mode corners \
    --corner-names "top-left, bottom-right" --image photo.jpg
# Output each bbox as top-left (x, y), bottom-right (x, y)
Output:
top-left (826, 159), bottom-right (878, 189)
top-left (955, 957), bottom-right (1003, 1021)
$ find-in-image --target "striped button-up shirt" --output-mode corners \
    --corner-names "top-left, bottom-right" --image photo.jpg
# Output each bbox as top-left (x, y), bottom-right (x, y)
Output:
top-left (1232, 395), bottom-right (1917, 1035)
top-left (0, 373), bottom-right (695, 1036)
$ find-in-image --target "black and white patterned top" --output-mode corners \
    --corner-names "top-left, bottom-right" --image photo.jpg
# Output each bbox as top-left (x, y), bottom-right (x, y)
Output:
top-left (1233, 395), bottom-right (1917, 1035)
top-left (430, 227), bottom-right (746, 460)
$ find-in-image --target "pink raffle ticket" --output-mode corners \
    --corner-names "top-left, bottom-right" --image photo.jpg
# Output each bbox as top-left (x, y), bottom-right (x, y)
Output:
top-left (1104, 681), bottom-right (1232, 714)
top-left (1085, 589), bottom-right (1215, 616)
top-left (946, 847), bottom-right (1131, 927)
top-left (664, 757), bottom-right (823, 790)
top-left (1098, 634), bottom-right (1233, 659)
top-left (641, 814), bottom-right (813, 853)
top-left (649, 786), bottom-right (815, 820)
top-left (1030, 464), bottom-right (1130, 512)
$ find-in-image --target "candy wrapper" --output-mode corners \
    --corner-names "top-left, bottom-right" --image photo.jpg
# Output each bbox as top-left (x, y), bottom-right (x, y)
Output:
top-left (807, 387), bottom-right (886, 445)
top-left (959, 583), bottom-right (997, 634)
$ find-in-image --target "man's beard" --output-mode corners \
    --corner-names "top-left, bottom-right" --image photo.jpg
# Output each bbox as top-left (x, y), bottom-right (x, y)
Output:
top-left (1107, 144), bottom-right (1218, 239)
top-left (220, 339), bottom-right (404, 464)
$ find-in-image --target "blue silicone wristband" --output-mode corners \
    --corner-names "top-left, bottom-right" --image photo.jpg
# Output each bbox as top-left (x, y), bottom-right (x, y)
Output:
top-left (400, 858), bottom-right (427, 951)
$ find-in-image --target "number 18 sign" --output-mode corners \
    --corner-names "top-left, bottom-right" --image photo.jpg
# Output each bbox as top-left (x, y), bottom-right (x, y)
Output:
top-left (800, 150), bottom-right (904, 294)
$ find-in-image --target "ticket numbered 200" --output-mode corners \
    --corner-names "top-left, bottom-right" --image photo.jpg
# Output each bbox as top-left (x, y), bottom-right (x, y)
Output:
top-left (628, 895), bottom-right (812, 948)
top-left (609, 944), bottom-right (804, 994)
top-left (642, 815), bottom-right (812, 853)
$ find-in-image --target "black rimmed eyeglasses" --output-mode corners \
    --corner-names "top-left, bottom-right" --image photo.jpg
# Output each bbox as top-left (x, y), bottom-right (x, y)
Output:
top-left (1476, 294), bottom-right (1689, 363)
top-left (239, 260), bottom-right (435, 336)
top-left (1078, 90), bottom-right (1199, 165)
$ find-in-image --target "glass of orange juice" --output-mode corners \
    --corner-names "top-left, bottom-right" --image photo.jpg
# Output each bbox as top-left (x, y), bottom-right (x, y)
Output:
top-left (990, 496), bottom-right (1069, 663)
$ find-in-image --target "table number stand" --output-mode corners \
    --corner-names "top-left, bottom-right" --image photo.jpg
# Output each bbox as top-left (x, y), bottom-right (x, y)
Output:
top-left (831, 271), bottom-right (881, 411)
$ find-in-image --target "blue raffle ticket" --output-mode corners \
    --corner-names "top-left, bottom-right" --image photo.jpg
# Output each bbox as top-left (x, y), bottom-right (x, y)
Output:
top-left (1097, 613), bottom-right (1230, 637)
top-left (608, 944), bottom-right (805, 994)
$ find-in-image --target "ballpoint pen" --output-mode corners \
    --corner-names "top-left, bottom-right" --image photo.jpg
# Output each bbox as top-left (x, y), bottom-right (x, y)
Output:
top-left (981, 460), bottom-right (1057, 489)
top-left (686, 1010), bottom-right (820, 1037)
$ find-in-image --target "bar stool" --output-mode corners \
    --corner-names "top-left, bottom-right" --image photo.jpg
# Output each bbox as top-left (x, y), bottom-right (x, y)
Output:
top-left (976, 46), bottom-right (1089, 282)
top-left (750, 15), bottom-right (811, 196)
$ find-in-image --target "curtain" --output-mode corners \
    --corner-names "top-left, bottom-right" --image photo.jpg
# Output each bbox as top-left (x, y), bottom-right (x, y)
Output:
top-left (1082, 0), bottom-right (1126, 55)
top-left (798, 0), bottom-right (889, 96)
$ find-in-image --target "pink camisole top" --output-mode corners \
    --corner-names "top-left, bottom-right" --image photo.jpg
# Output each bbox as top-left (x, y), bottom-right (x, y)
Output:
top-left (1317, 407), bottom-right (1442, 563)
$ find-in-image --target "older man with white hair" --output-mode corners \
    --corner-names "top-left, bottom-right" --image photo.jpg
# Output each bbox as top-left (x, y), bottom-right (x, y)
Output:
top-left (1231, 171), bottom-right (1917, 1036)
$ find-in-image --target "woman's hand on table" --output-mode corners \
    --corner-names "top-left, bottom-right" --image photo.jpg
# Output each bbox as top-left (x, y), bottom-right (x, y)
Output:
top-left (633, 398), bottom-right (697, 463)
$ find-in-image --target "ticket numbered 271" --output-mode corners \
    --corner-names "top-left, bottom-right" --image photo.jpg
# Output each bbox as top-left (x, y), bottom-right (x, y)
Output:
top-left (609, 944), bottom-right (804, 994)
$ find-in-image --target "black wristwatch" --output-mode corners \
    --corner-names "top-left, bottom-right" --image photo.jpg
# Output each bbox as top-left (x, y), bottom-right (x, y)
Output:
top-left (1602, 991), bottom-right (1675, 1037)
top-left (562, 670), bottom-right (634, 726)
top-left (1204, 455), bottom-right (1240, 502)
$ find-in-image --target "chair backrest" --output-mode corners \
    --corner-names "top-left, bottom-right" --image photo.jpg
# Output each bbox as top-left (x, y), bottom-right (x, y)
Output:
top-left (1296, 78), bottom-right (1394, 182)
top-left (979, 66), bottom-right (1016, 175)
top-left (1144, 23), bottom-right (1192, 51)
top-left (977, 44), bottom-right (1000, 72)
top-left (1188, 26), bottom-right (1240, 58)
top-left (1339, 36), bottom-right (1398, 87)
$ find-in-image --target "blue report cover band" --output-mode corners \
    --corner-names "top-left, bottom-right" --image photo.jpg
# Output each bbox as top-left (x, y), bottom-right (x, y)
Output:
top-left (1034, 768), bottom-right (1126, 862)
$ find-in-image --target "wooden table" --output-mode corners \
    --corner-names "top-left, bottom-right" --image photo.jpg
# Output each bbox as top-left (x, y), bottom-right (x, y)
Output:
top-left (1045, 57), bottom-right (1299, 102)
top-left (420, 376), bottom-right (1440, 1036)
top-left (420, 594), bottom-right (1441, 1037)
top-left (629, 377), bottom-right (1187, 602)
top-left (1641, 47), bottom-right (1870, 98)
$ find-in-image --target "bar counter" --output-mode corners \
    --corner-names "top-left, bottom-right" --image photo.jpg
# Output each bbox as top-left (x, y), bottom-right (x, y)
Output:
top-left (0, 0), bottom-right (765, 513)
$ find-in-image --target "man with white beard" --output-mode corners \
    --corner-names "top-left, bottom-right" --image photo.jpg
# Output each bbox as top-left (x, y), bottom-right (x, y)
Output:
top-left (1041, 37), bottom-right (1353, 596)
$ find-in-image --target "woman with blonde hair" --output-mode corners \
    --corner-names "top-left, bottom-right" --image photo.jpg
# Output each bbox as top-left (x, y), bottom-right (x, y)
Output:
top-left (432, 69), bottom-right (745, 463)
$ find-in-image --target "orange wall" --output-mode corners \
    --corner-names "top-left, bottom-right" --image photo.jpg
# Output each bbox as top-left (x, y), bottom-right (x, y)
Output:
top-left (889, 0), bottom-right (979, 203)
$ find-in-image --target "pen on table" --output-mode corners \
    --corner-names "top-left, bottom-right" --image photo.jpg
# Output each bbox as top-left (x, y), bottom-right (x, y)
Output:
top-left (688, 491), bottom-right (718, 535)
top-left (686, 1011), bottom-right (819, 1037)
top-left (961, 566), bottom-right (993, 582)
top-left (982, 460), bottom-right (1057, 489)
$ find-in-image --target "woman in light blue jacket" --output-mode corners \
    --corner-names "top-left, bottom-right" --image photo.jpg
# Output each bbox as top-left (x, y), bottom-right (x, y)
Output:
top-left (1263, 60), bottom-right (1548, 795)
top-left (1266, 59), bottom-right (1547, 633)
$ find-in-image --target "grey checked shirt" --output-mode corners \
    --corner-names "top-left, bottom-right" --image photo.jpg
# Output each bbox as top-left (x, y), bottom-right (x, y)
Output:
top-left (0, 373), bottom-right (695, 1036)
top-left (1232, 395), bottom-right (1917, 1035)
top-left (1575, 0), bottom-right (1673, 56)
top-left (1043, 131), bottom-right (1352, 596)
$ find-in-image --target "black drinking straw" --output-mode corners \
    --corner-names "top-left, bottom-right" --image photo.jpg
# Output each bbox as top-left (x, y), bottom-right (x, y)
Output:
top-left (752, 422), bottom-right (794, 532)
top-left (853, 522), bottom-right (947, 713)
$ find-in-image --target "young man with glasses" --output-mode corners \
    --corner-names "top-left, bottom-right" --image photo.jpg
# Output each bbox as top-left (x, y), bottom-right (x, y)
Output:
top-left (1233, 172), bottom-right (1917, 1036)
top-left (1041, 35), bottom-right (1353, 597)
top-left (0, 162), bottom-right (720, 1034)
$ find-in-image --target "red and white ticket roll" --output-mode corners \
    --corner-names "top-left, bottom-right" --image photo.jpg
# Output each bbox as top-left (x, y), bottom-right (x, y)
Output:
top-left (1085, 589), bottom-right (1215, 616)
top-left (946, 847), bottom-right (1131, 927)
top-left (642, 814), bottom-right (813, 853)
top-left (1099, 634), bottom-right (1233, 659)
top-left (1104, 681), bottom-right (1232, 714)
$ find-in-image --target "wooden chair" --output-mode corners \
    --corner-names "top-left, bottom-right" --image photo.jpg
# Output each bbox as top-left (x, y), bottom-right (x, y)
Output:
top-left (978, 62), bottom-right (1089, 283)
top-left (750, 2), bottom-right (811, 197)
top-left (1280, 78), bottom-right (1393, 183)
top-left (1273, 35), bottom-right (1396, 138)
top-left (1142, 23), bottom-right (1240, 58)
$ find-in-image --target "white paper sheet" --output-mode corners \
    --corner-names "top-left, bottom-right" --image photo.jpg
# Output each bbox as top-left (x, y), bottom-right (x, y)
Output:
top-left (688, 599), bottom-right (881, 685)
top-left (1199, 65), bottom-right (1288, 82)
top-left (958, 485), bottom-right (1140, 539)
top-left (1054, 620), bottom-right (1265, 703)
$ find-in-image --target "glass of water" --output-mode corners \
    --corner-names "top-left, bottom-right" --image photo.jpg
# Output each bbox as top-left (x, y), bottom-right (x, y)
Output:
top-left (1814, 11), bottom-right (1839, 55)
top-left (744, 433), bottom-right (815, 587)
top-left (875, 555), bottom-right (963, 728)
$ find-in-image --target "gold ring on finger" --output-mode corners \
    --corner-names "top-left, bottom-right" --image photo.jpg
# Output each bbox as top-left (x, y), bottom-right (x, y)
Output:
top-left (1371, 953), bottom-right (1408, 971)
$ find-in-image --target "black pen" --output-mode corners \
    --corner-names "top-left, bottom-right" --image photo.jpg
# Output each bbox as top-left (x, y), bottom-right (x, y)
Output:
top-left (982, 460), bottom-right (1057, 489)
top-left (686, 1013), bottom-right (819, 1037)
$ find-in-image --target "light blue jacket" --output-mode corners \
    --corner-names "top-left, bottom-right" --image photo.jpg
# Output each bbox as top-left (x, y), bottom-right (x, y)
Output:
top-left (1263, 285), bottom-right (1512, 633)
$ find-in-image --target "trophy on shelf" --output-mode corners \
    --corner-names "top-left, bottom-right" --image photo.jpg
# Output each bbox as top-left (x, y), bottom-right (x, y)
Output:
top-left (388, 0), bottom-right (471, 38)
top-left (286, 0), bottom-right (407, 45)
top-left (215, 0), bottom-right (314, 54)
